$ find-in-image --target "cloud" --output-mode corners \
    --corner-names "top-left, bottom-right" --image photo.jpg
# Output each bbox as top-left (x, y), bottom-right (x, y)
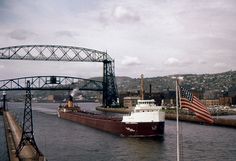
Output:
top-left (214, 62), bottom-right (227, 68)
top-left (0, 0), bottom-right (236, 78)
top-left (121, 56), bottom-right (141, 66)
top-left (164, 57), bottom-right (192, 68)
top-left (99, 5), bottom-right (140, 25)
top-left (164, 57), bottom-right (180, 66)
top-left (54, 30), bottom-right (77, 38)
top-left (146, 67), bottom-right (156, 71)
top-left (112, 6), bottom-right (140, 23)
top-left (8, 29), bottom-right (36, 40)
top-left (198, 59), bottom-right (207, 65)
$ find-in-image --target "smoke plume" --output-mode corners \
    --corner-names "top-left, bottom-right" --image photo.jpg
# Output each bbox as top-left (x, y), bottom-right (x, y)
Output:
top-left (70, 88), bottom-right (79, 97)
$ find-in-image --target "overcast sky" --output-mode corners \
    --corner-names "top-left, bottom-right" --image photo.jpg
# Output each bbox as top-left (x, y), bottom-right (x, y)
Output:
top-left (0, 0), bottom-right (236, 79)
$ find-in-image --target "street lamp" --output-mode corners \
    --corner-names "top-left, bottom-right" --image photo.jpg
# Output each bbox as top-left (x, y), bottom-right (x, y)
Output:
top-left (2, 91), bottom-right (6, 111)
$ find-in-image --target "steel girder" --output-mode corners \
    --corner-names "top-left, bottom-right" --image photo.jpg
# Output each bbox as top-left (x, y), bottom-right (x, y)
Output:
top-left (0, 76), bottom-right (103, 91)
top-left (0, 45), bottom-right (112, 62)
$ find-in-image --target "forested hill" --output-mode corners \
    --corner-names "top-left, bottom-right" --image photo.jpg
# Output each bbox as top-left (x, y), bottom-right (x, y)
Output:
top-left (114, 71), bottom-right (236, 93)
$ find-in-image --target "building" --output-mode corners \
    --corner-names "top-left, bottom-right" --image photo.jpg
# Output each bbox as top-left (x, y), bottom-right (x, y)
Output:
top-left (191, 90), bottom-right (204, 99)
top-left (219, 97), bottom-right (232, 106)
top-left (123, 96), bottom-right (140, 108)
top-left (119, 90), bottom-right (175, 107)
top-left (47, 95), bottom-right (55, 102)
top-left (201, 99), bottom-right (220, 106)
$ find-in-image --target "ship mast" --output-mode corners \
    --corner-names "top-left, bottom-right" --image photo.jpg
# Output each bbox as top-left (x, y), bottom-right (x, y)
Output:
top-left (141, 74), bottom-right (144, 100)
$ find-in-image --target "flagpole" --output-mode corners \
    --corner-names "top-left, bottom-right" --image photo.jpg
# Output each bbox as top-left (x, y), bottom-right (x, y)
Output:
top-left (175, 78), bottom-right (180, 161)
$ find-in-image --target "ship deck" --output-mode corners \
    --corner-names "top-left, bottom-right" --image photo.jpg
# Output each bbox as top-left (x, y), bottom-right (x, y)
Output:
top-left (67, 110), bottom-right (123, 121)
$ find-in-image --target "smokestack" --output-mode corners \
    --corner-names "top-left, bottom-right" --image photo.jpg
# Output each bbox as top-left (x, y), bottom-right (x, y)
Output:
top-left (149, 84), bottom-right (152, 95)
top-left (69, 95), bottom-right (73, 101)
top-left (149, 84), bottom-right (152, 98)
top-left (141, 74), bottom-right (144, 100)
top-left (67, 95), bottom-right (73, 108)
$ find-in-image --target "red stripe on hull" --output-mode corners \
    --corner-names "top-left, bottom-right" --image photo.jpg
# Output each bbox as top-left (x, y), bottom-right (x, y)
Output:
top-left (58, 111), bottom-right (165, 137)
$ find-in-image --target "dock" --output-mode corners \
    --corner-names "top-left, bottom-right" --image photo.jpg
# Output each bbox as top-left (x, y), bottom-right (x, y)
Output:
top-left (96, 107), bottom-right (236, 128)
top-left (3, 111), bottom-right (46, 161)
top-left (165, 113), bottom-right (236, 128)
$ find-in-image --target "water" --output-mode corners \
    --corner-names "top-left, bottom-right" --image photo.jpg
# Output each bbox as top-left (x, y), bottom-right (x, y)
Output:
top-left (0, 115), bottom-right (9, 161)
top-left (1, 102), bottom-right (236, 161)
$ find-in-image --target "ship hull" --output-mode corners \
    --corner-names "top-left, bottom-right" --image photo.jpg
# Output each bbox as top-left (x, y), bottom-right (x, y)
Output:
top-left (58, 110), bottom-right (164, 137)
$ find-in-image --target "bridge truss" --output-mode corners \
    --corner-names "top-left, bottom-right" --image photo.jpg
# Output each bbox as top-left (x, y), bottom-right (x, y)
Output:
top-left (0, 76), bottom-right (103, 91)
top-left (0, 45), bottom-right (118, 107)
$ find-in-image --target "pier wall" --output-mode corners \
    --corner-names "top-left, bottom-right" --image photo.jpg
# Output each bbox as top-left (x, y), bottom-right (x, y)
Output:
top-left (96, 107), bottom-right (236, 128)
top-left (3, 111), bottom-right (46, 161)
top-left (165, 113), bottom-right (236, 128)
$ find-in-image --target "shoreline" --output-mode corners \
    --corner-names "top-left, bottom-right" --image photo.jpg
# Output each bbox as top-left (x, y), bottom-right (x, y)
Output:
top-left (165, 113), bottom-right (236, 128)
top-left (96, 107), bottom-right (236, 128)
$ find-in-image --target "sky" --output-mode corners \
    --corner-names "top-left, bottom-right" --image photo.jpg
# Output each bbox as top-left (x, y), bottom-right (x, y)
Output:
top-left (0, 0), bottom-right (236, 79)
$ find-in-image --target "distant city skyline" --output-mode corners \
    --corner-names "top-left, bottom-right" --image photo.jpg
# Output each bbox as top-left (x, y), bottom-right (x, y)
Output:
top-left (0, 0), bottom-right (236, 79)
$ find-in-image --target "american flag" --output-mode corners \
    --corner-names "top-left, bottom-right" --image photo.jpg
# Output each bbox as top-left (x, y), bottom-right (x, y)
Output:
top-left (179, 86), bottom-right (214, 124)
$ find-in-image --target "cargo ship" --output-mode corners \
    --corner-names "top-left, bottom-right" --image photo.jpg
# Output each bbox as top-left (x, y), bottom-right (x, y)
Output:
top-left (58, 74), bottom-right (165, 137)
top-left (57, 97), bottom-right (165, 137)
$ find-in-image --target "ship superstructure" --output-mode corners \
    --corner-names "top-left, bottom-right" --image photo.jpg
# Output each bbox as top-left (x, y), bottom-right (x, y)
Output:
top-left (122, 99), bottom-right (165, 123)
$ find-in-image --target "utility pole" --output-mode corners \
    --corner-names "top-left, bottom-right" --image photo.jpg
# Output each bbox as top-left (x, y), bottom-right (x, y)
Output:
top-left (16, 81), bottom-right (42, 157)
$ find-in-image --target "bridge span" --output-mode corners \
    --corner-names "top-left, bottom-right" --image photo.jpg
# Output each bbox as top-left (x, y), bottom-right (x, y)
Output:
top-left (0, 75), bottom-right (103, 91)
top-left (0, 45), bottom-right (118, 107)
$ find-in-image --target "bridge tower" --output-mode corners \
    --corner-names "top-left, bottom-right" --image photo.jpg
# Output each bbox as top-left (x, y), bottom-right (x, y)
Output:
top-left (103, 60), bottom-right (118, 107)
top-left (16, 81), bottom-right (42, 156)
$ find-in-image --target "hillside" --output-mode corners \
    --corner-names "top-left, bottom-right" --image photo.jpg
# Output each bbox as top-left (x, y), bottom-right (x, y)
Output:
top-left (116, 71), bottom-right (236, 94)
top-left (7, 71), bottom-right (235, 101)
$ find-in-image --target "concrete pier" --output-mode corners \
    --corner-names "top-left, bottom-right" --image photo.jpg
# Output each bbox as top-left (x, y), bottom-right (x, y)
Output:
top-left (96, 107), bottom-right (236, 128)
top-left (165, 113), bottom-right (236, 128)
top-left (3, 111), bottom-right (46, 161)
